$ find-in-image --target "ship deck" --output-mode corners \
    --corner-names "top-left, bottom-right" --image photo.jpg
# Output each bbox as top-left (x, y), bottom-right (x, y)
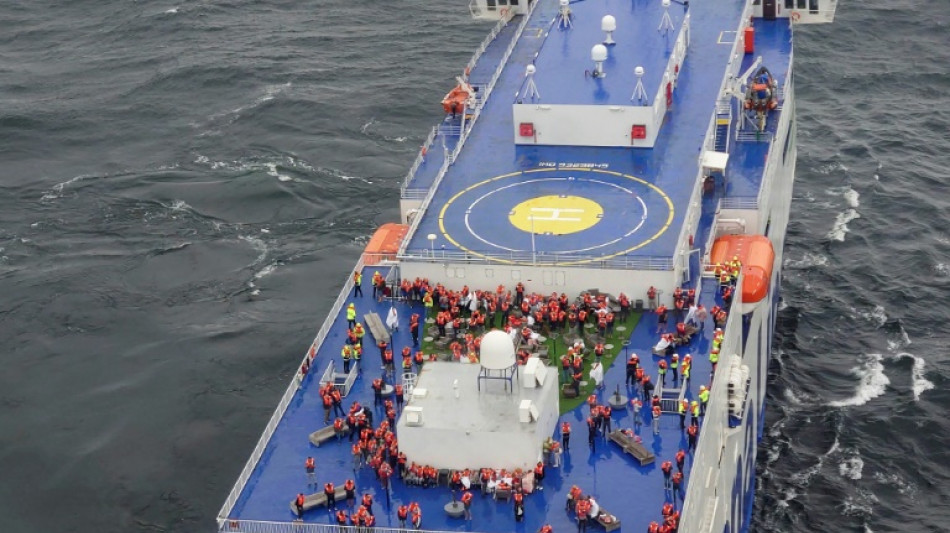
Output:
top-left (228, 265), bottom-right (727, 533)
top-left (402, 0), bottom-right (752, 265)
top-left (225, 1), bottom-right (795, 531)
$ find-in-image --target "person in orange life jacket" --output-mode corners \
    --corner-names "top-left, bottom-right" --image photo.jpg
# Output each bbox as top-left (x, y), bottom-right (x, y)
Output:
top-left (687, 424), bottom-right (698, 452)
top-left (625, 353), bottom-right (640, 387)
top-left (383, 348), bottom-right (394, 374)
top-left (562, 421), bottom-right (571, 450)
top-left (410, 313), bottom-right (420, 346)
top-left (413, 350), bottom-right (425, 371)
top-left (372, 378), bottom-right (383, 407)
top-left (343, 479), bottom-right (356, 507)
top-left (514, 489), bottom-right (525, 522)
top-left (295, 493), bottom-right (306, 516)
top-left (336, 509), bottom-right (348, 526)
top-left (656, 305), bottom-right (668, 333)
top-left (387, 406), bottom-right (396, 427)
top-left (322, 392), bottom-right (333, 423)
top-left (641, 374), bottom-right (655, 402)
top-left (601, 405), bottom-right (613, 434)
top-left (538, 524), bottom-right (554, 533)
top-left (361, 491), bottom-right (374, 515)
top-left (363, 512), bottom-right (376, 528)
top-left (661, 460), bottom-right (673, 489)
top-left (305, 456), bottom-right (316, 486)
top-left (675, 449), bottom-right (686, 473)
top-left (648, 521), bottom-right (660, 533)
top-left (671, 471), bottom-right (684, 501)
top-left (662, 502), bottom-right (674, 519)
top-left (377, 339), bottom-right (388, 365)
top-left (575, 496), bottom-right (591, 533)
top-left (534, 461), bottom-right (545, 490)
top-left (461, 490), bottom-right (473, 521)
top-left (658, 359), bottom-right (668, 385)
top-left (397, 504), bottom-right (409, 528)
top-left (586, 416), bottom-right (597, 451)
top-left (324, 482), bottom-right (336, 509)
top-left (652, 404), bottom-right (662, 435)
top-left (394, 383), bottom-right (404, 410)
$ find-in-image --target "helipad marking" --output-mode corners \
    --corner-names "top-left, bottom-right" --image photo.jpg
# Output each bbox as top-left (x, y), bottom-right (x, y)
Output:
top-left (509, 195), bottom-right (603, 234)
top-left (438, 168), bottom-right (674, 265)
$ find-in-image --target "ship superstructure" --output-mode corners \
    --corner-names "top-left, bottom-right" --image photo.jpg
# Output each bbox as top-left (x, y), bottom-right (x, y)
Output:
top-left (218, 1), bottom-right (838, 532)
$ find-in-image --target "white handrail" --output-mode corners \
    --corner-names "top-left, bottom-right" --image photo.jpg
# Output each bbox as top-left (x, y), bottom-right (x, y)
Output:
top-left (217, 255), bottom-right (365, 523)
top-left (400, 126), bottom-right (438, 192)
top-left (397, 0), bottom-right (540, 257)
top-left (396, 248), bottom-right (674, 270)
top-left (219, 519), bottom-right (492, 533)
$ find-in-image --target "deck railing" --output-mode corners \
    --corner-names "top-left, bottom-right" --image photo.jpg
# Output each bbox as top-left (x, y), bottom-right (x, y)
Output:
top-left (400, 126), bottom-right (438, 193)
top-left (465, 14), bottom-right (512, 79)
top-left (219, 520), bottom-right (489, 533)
top-left (397, 248), bottom-right (674, 270)
top-left (397, 0), bottom-right (539, 258)
top-left (216, 255), bottom-right (364, 525)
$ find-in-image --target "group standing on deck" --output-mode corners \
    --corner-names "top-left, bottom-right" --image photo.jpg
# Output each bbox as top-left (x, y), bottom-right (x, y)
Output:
top-left (290, 270), bottom-right (744, 533)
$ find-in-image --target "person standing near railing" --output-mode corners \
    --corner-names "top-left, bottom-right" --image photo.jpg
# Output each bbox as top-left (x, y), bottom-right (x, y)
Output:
top-left (353, 270), bottom-right (362, 297)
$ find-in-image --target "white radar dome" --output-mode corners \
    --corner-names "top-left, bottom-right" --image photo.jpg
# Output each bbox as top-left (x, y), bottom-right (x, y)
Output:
top-left (601, 15), bottom-right (617, 32)
top-left (663, 0), bottom-right (671, 6)
top-left (479, 330), bottom-right (516, 370)
top-left (635, 66), bottom-right (645, 77)
top-left (526, 64), bottom-right (536, 76)
top-left (560, 0), bottom-right (569, 7)
top-left (591, 44), bottom-right (608, 62)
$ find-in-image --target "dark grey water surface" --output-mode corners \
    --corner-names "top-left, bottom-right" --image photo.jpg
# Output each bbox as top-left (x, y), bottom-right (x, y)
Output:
top-left (0, 1), bottom-right (947, 532)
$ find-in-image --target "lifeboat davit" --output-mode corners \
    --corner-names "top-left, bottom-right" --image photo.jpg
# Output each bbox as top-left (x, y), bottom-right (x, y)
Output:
top-left (441, 77), bottom-right (475, 115)
top-left (709, 234), bottom-right (775, 309)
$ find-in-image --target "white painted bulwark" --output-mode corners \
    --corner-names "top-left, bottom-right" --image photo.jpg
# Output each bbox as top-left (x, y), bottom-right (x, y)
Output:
top-left (513, 104), bottom-right (660, 147)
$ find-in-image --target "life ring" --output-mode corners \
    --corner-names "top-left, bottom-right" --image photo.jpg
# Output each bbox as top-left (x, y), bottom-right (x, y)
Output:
top-left (790, 11), bottom-right (801, 22)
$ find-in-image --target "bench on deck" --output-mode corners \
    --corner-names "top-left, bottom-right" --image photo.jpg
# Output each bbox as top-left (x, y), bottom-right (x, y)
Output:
top-left (289, 486), bottom-right (348, 516)
top-left (308, 423), bottom-right (351, 447)
top-left (594, 510), bottom-right (622, 532)
top-left (608, 430), bottom-right (655, 466)
top-left (364, 312), bottom-right (390, 345)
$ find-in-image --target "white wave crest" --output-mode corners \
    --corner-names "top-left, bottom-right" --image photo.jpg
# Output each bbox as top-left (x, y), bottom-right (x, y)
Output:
top-left (829, 353), bottom-right (889, 407)
top-left (894, 352), bottom-right (934, 401)
top-left (239, 235), bottom-right (268, 266)
top-left (785, 252), bottom-right (829, 269)
top-left (790, 436), bottom-right (839, 485)
top-left (254, 262), bottom-right (279, 279)
top-left (935, 263), bottom-right (948, 276)
top-left (828, 209), bottom-right (860, 241)
top-left (858, 305), bottom-right (887, 328)
top-left (838, 454), bottom-right (864, 480)
top-left (40, 174), bottom-right (97, 200)
top-left (165, 7), bottom-right (179, 14)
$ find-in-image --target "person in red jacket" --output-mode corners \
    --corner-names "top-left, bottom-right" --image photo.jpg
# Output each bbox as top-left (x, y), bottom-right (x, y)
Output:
top-left (461, 490), bottom-right (473, 521)
top-left (295, 493), bottom-right (305, 516)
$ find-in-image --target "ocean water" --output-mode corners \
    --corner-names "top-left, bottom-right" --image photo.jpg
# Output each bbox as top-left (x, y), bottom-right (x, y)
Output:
top-left (0, 0), bottom-right (946, 532)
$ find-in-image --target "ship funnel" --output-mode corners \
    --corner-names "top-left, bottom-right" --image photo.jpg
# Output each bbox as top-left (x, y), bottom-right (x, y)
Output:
top-left (602, 15), bottom-right (617, 45)
top-left (591, 44), bottom-right (608, 78)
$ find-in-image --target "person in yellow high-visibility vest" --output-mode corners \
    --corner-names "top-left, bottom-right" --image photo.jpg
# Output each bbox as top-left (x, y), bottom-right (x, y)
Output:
top-left (699, 385), bottom-right (710, 416)
top-left (353, 271), bottom-right (362, 297)
top-left (690, 401), bottom-right (700, 427)
top-left (346, 303), bottom-right (357, 328)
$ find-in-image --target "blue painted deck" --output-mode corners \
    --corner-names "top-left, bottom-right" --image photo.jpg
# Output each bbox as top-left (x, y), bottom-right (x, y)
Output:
top-left (228, 3), bottom-right (795, 533)
top-left (725, 18), bottom-right (793, 199)
top-left (403, 0), bottom-right (751, 263)
top-left (531, 0), bottom-right (688, 105)
top-left (230, 267), bottom-right (728, 533)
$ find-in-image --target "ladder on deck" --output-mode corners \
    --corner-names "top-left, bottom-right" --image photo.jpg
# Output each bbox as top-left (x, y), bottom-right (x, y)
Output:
top-left (714, 98), bottom-right (732, 153)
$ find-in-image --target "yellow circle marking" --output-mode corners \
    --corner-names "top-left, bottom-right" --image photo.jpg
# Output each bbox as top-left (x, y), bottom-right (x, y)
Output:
top-left (508, 195), bottom-right (603, 235)
top-left (437, 168), bottom-right (674, 266)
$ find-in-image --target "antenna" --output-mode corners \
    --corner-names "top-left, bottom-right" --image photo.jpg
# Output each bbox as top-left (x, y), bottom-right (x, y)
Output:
top-left (591, 44), bottom-right (608, 78)
top-left (658, 0), bottom-right (674, 34)
top-left (602, 15), bottom-right (617, 46)
top-left (522, 64), bottom-right (540, 101)
top-left (631, 66), bottom-right (648, 104)
top-left (558, 0), bottom-right (573, 29)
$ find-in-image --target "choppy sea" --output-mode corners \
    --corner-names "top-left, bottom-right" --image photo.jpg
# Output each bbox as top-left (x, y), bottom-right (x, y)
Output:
top-left (0, 0), bottom-right (946, 532)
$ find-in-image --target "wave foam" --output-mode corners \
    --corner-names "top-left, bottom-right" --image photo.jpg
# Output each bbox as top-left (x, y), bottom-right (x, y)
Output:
top-left (895, 352), bottom-right (934, 401)
top-left (828, 209), bottom-right (861, 241)
top-left (829, 353), bottom-right (889, 407)
top-left (839, 454), bottom-right (864, 480)
top-left (785, 252), bottom-right (829, 269)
